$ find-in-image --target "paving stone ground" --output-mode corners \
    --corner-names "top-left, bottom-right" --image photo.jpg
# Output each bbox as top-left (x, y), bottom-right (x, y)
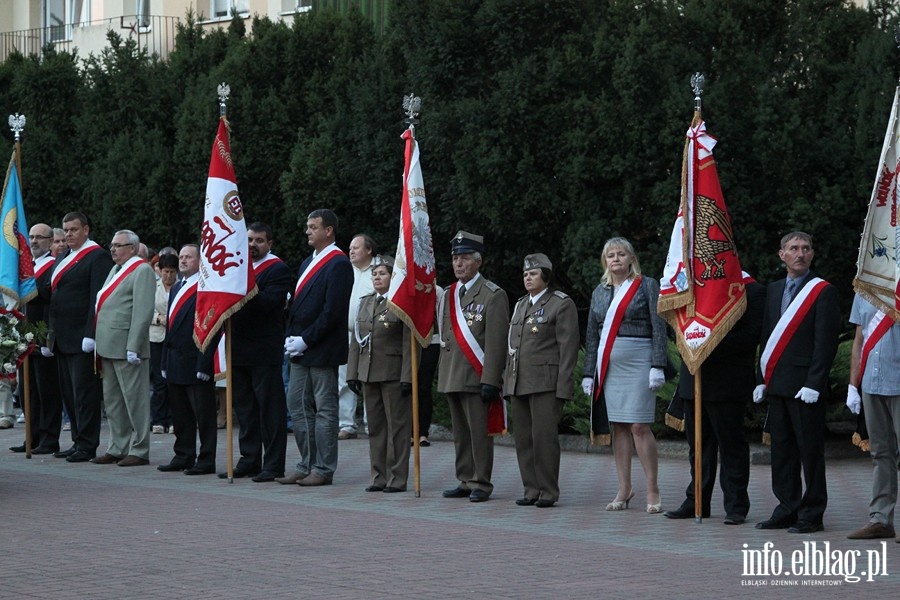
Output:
top-left (1, 421), bottom-right (896, 599)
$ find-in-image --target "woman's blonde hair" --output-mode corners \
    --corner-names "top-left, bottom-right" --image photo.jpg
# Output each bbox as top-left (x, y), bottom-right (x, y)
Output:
top-left (600, 236), bottom-right (641, 286)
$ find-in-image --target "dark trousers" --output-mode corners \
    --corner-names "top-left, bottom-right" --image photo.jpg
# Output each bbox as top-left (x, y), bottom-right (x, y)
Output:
top-left (767, 393), bottom-right (827, 524)
top-left (447, 391), bottom-right (494, 495)
top-left (22, 354), bottom-right (62, 451)
top-left (417, 343), bottom-right (439, 438)
top-left (168, 381), bottom-right (217, 469)
top-left (681, 400), bottom-right (750, 517)
top-left (56, 351), bottom-right (103, 453)
top-left (511, 392), bottom-right (562, 503)
top-left (232, 364), bottom-right (287, 474)
top-left (149, 342), bottom-right (171, 428)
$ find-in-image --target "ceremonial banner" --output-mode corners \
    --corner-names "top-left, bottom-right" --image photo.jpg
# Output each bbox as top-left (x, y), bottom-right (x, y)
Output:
top-left (0, 149), bottom-right (36, 309)
top-left (658, 116), bottom-right (746, 373)
top-left (194, 118), bottom-right (257, 351)
top-left (387, 128), bottom-right (437, 346)
top-left (854, 87), bottom-right (900, 321)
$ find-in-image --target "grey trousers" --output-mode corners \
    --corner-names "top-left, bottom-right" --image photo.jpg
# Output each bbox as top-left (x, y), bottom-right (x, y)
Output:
top-left (101, 358), bottom-right (151, 460)
top-left (862, 392), bottom-right (900, 526)
top-left (287, 364), bottom-right (339, 480)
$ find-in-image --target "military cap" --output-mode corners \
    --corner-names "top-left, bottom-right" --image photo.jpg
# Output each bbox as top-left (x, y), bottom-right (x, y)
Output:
top-left (372, 254), bottom-right (395, 269)
top-left (451, 231), bottom-right (485, 255)
top-left (523, 253), bottom-right (552, 272)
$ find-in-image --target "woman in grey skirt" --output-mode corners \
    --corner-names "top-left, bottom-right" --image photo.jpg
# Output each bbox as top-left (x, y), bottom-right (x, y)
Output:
top-left (582, 237), bottom-right (668, 513)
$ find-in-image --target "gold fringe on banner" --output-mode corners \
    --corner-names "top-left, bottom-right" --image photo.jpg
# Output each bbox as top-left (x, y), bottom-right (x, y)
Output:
top-left (665, 412), bottom-right (685, 432)
top-left (761, 432), bottom-right (771, 446)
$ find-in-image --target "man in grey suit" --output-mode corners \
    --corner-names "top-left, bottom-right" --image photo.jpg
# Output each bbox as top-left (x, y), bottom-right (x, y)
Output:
top-left (91, 230), bottom-right (156, 466)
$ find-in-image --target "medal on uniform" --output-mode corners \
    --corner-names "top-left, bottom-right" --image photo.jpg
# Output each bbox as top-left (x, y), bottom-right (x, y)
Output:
top-left (526, 315), bottom-right (534, 324)
top-left (531, 326), bottom-right (539, 334)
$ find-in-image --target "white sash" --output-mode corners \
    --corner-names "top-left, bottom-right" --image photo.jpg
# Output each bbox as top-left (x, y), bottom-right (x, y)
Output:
top-left (595, 277), bottom-right (641, 383)
top-left (451, 281), bottom-right (484, 367)
top-left (759, 277), bottom-right (826, 381)
top-left (94, 256), bottom-right (143, 314)
top-left (34, 254), bottom-right (55, 279)
top-left (169, 274), bottom-right (199, 322)
top-left (51, 240), bottom-right (100, 288)
top-left (294, 244), bottom-right (343, 297)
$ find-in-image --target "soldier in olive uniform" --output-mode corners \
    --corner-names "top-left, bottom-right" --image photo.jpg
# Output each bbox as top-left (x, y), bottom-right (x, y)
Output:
top-left (347, 256), bottom-right (415, 493)
top-left (505, 254), bottom-right (579, 508)
top-left (438, 231), bottom-right (509, 502)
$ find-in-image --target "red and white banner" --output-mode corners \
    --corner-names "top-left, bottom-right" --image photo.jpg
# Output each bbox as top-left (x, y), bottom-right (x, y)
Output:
top-left (855, 87), bottom-right (900, 321)
top-left (658, 116), bottom-right (746, 374)
top-left (759, 278), bottom-right (828, 385)
top-left (387, 128), bottom-right (437, 347)
top-left (194, 117), bottom-right (257, 352)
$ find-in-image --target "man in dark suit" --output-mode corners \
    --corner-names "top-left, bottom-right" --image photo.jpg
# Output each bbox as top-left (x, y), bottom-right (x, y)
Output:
top-left (222, 222), bottom-right (291, 482)
top-left (10, 224), bottom-right (62, 454)
top-left (158, 244), bottom-right (219, 475)
top-left (665, 275), bottom-right (765, 524)
top-left (754, 232), bottom-right (839, 533)
top-left (278, 209), bottom-right (353, 487)
top-left (46, 212), bottom-right (114, 463)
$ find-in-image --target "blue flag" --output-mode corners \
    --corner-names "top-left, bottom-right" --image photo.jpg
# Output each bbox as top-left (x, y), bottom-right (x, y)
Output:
top-left (0, 149), bottom-right (36, 309)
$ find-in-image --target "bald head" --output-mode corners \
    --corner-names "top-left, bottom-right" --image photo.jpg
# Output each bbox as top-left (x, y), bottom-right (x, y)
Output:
top-left (29, 223), bottom-right (53, 258)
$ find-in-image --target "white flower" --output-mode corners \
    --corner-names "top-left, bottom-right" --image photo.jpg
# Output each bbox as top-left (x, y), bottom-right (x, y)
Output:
top-left (24, 332), bottom-right (33, 342)
top-left (8, 317), bottom-right (17, 326)
top-left (2, 362), bottom-right (14, 373)
top-left (16, 343), bottom-right (27, 354)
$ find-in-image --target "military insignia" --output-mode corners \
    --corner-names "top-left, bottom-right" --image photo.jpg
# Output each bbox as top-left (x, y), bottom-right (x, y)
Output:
top-left (531, 326), bottom-right (539, 334)
top-left (378, 313), bottom-right (387, 321)
top-left (383, 322), bottom-right (391, 329)
top-left (537, 317), bottom-right (545, 323)
top-left (526, 316), bottom-right (534, 324)
top-left (694, 194), bottom-right (737, 286)
top-left (467, 320), bottom-right (474, 326)
top-left (475, 314), bottom-right (483, 321)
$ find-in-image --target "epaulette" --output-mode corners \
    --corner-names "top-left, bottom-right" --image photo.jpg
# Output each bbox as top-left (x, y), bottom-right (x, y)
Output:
top-left (484, 280), bottom-right (501, 292)
top-left (553, 290), bottom-right (569, 298)
top-left (516, 293), bottom-right (528, 303)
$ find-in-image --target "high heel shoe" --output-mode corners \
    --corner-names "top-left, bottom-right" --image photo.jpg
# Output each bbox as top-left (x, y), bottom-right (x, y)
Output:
top-left (647, 497), bottom-right (663, 514)
top-left (606, 492), bottom-right (635, 511)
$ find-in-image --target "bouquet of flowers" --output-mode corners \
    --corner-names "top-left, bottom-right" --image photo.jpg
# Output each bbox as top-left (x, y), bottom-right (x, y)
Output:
top-left (0, 307), bottom-right (46, 380)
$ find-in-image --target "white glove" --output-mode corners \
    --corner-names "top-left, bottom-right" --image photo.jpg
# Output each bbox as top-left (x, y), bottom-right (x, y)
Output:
top-left (196, 372), bottom-right (211, 382)
top-left (284, 336), bottom-right (307, 357)
top-left (126, 351), bottom-right (141, 366)
top-left (649, 367), bottom-right (665, 391)
top-left (581, 377), bottom-right (593, 397)
top-left (753, 384), bottom-right (766, 404)
top-left (846, 385), bottom-right (861, 415)
top-left (82, 337), bottom-right (95, 353)
top-left (795, 387), bottom-right (819, 404)
top-left (161, 370), bottom-right (167, 379)
top-left (40, 346), bottom-right (53, 358)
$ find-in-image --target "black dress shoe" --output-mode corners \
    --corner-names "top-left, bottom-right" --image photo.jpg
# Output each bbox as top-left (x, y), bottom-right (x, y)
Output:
top-left (365, 485), bottom-right (385, 492)
top-left (442, 487), bottom-right (470, 498)
top-left (788, 521), bottom-right (824, 534)
top-left (184, 466), bottom-right (215, 475)
top-left (724, 514), bottom-right (746, 525)
top-left (755, 517), bottom-right (795, 530)
top-left (536, 499), bottom-right (556, 508)
top-left (31, 445), bottom-right (59, 455)
top-left (469, 489), bottom-right (490, 503)
top-left (383, 487), bottom-right (405, 493)
top-left (664, 504), bottom-right (710, 519)
top-left (251, 471), bottom-right (283, 483)
top-left (157, 462), bottom-right (190, 472)
top-left (9, 444), bottom-right (26, 453)
top-left (54, 446), bottom-right (77, 458)
top-left (218, 467), bottom-right (260, 479)
top-left (66, 450), bottom-right (96, 463)
top-left (516, 497), bottom-right (538, 506)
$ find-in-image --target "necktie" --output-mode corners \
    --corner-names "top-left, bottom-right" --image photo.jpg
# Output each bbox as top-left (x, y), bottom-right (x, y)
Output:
top-left (458, 284), bottom-right (465, 302)
top-left (377, 296), bottom-right (385, 304)
top-left (781, 280), bottom-right (795, 315)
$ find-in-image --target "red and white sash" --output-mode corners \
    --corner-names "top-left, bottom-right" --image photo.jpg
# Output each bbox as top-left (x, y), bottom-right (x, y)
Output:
top-left (449, 281), bottom-right (484, 375)
top-left (593, 276), bottom-right (642, 400)
top-left (168, 275), bottom-right (199, 328)
top-left (759, 278), bottom-right (829, 385)
top-left (294, 246), bottom-right (343, 298)
top-left (859, 310), bottom-right (895, 381)
top-left (253, 253), bottom-right (282, 277)
top-left (51, 241), bottom-right (101, 290)
top-left (94, 257), bottom-right (145, 322)
top-left (34, 254), bottom-right (55, 280)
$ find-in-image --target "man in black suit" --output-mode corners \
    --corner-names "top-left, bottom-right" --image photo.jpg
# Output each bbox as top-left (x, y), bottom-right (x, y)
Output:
top-left (277, 209), bottom-right (353, 487)
top-left (46, 212), bottom-right (114, 463)
top-left (158, 244), bottom-right (219, 475)
top-left (753, 232), bottom-right (839, 533)
top-left (221, 222), bottom-right (291, 482)
top-left (665, 275), bottom-right (765, 524)
top-left (10, 224), bottom-right (62, 454)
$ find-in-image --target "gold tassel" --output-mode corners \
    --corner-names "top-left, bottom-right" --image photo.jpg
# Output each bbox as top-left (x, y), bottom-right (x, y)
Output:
top-left (665, 413), bottom-right (685, 432)
top-left (761, 432), bottom-right (771, 446)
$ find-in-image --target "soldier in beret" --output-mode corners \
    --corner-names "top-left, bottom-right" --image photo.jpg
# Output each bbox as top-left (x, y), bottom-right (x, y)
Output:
top-left (438, 231), bottom-right (509, 502)
top-left (505, 254), bottom-right (579, 508)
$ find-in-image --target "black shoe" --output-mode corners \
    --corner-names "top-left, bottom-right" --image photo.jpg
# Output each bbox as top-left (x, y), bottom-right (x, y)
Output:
top-left (157, 462), bottom-right (191, 472)
top-left (755, 517), bottom-right (795, 530)
top-left (442, 487), bottom-right (470, 498)
top-left (788, 521), bottom-right (824, 534)
top-left (536, 499), bottom-right (555, 508)
top-left (9, 444), bottom-right (26, 453)
top-left (251, 471), bottom-right (283, 483)
top-left (664, 504), bottom-right (709, 519)
top-left (54, 446), bottom-right (77, 458)
top-left (365, 485), bottom-right (384, 492)
top-left (515, 497), bottom-right (538, 506)
top-left (218, 467), bottom-right (260, 479)
top-left (383, 487), bottom-right (405, 493)
top-left (66, 450), bottom-right (96, 463)
top-left (724, 514), bottom-right (746, 525)
top-left (469, 489), bottom-right (490, 503)
top-left (31, 445), bottom-right (59, 455)
top-left (184, 466), bottom-right (215, 475)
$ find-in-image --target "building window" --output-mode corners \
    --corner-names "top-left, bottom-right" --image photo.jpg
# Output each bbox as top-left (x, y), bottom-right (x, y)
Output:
top-left (212, 0), bottom-right (249, 19)
top-left (281, 0), bottom-right (313, 13)
top-left (137, 0), bottom-right (150, 28)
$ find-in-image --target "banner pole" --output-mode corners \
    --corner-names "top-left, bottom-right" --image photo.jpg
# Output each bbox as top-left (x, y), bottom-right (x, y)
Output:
top-left (410, 328), bottom-right (421, 497)
top-left (225, 319), bottom-right (233, 482)
top-left (694, 366), bottom-right (703, 523)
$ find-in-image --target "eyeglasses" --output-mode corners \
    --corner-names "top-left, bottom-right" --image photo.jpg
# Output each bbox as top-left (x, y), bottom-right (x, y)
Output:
top-left (109, 243), bottom-right (134, 250)
top-left (29, 235), bottom-right (52, 240)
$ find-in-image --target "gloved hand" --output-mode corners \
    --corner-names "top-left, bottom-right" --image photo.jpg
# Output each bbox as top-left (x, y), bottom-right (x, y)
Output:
top-left (82, 337), bottom-right (95, 353)
top-left (581, 377), bottom-right (594, 397)
top-left (40, 346), bottom-right (53, 358)
top-left (846, 385), bottom-right (861, 415)
top-left (126, 351), bottom-right (141, 366)
top-left (161, 370), bottom-right (167, 379)
top-left (284, 336), bottom-right (307, 357)
top-left (649, 367), bottom-right (665, 391)
top-left (401, 382), bottom-right (412, 397)
top-left (480, 383), bottom-right (500, 402)
top-left (753, 384), bottom-right (766, 404)
top-left (196, 372), bottom-right (211, 382)
top-left (795, 387), bottom-right (819, 404)
top-left (347, 379), bottom-right (362, 395)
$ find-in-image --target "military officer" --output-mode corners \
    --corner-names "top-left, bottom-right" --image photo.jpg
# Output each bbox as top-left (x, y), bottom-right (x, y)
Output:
top-left (505, 254), bottom-right (579, 508)
top-left (438, 231), bottom-right (509, 502)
